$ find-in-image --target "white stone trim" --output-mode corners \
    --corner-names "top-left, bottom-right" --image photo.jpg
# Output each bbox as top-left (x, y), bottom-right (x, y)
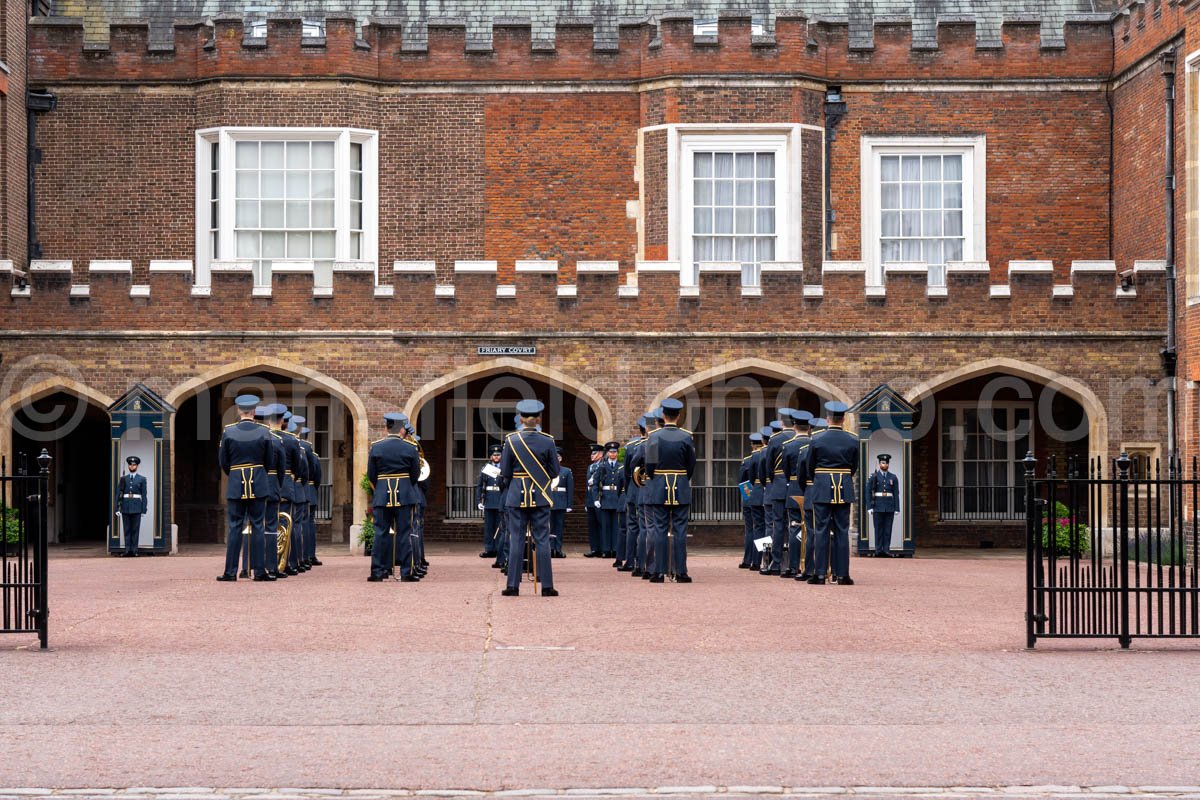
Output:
top-left (927, 285), bottom-right (949, 298)
top-left (759, 261), bottom-right (804, 273)
top-left (865, 284), bottom-right (886, 298)
top-left (741, 285), bottom-right (762, 297)
top-left (636, 260), bottom-right (681, 273)
top-left (1008, 260), bottom-right (1054, 274)
top-left (10, 285), bottom-right (31, 298)
top-left (69, 284), bottom-right (90, 298)
top-left (1052, 284), bottom-right (1075, 298)
top-left (1134, 259), bottom-right (1167, 272)
top-left (88, 259), bottom-right (133, 273)
top-left (884, 261), bottom-right (929, 275)
top-left (698, 261), bottom-right (742, 273)
top-left (680, 284), bottom-right (700, 298)
top-left (333, 260), bottom-right (375, 273)
top-left (1118, 286), bottom-right (1138, 299)
top-left (454, 260), bottom-right (498, 273)
top-left (29, 260), bottom-right (72, 272)
top-left (130, 284), bottom-right (151, 298)
top-left (373, 284), bottom-right (395, 297)
top-left (392, 260), bottom-right (437, 273)
top-left (1070, 259), bottom-right (1117, 273)
top-left (496, 284), bottom-right (516, 298)
top-left (313, 286), bottom-right (334, 298)
top-left (252, 286), bottom-right (272, 297)
top-left (0, 260), bottom-right (13, 273)
top-left (946, 260), bottom-right (991, 273)
top-left (802, 284), bottom-right (824, 298)
top-left (619, 285), bottom-right (640, 298)
top-left (990, 284), bottom-right (1011, 298)
top-left (822, 260), bottom-right (866, 273)
top-left (576, 261), bottom-right (620, 273)
top-left (271, 259), bottom-right (315, 273)
top-left (557, 284), bottom-right (577, 298)
top-left (210, 260), bottom-right (254, 273)
top-left (515, 260), bottom-right (558, 273)
top-left (191, 285), bottom-right (212, 297)
top-left (434, 284), bottom-right (456, 298)
top-left (149, 259), bottom-right (194, 273)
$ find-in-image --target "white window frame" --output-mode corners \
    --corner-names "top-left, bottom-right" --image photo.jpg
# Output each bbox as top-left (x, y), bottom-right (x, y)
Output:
top-left (860, 135), bottom-right (986, 287)
top-left (939, 400), bottom-right (1032, 519)
top-left (659, 124), bottom-right (805, 287)
top-left (194, 127), bottom-right (379, 287)
top-left (447, 400), bottom-right (513, 487)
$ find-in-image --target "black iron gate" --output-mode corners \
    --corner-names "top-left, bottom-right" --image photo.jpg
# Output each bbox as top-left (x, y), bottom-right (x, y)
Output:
top-left (1026, 451), bottom-right (1200, 648)
top-left (1, 449), bottom-right (51, 649)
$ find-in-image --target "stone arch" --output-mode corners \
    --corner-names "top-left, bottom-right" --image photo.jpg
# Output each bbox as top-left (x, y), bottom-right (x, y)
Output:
top-left (165, 356), bottom-right (370, 527)
top-left (0, 375), bottom-right (114, 468)
top-left (903, 356), bottom-right (1109, 468)
top-left (404, 357), bottom-right (615, 443)
top-left (651, 357), bottom-right (854, 412)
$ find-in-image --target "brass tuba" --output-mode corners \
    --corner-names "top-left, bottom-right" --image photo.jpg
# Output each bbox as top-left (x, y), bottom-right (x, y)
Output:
top-left (633, 466), bottom-right (648, 487)
top-left (276, 510), bottom-right (293, 573)
top-left (418, 457), bottom-right (431, 482)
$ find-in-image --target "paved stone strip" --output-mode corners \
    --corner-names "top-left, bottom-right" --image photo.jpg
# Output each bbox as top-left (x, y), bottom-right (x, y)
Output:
top-left (0, 792), bottom-right (1180, 799)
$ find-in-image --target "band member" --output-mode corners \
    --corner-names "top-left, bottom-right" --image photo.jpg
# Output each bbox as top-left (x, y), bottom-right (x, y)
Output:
top-left (278, 411), bottom-right (308, 575)
top-left (217, 394), bottom-right (273, 582)
top-left (411, 428), bottom-right (430, 578)
top-left (596, 442), bottom-right (623, 560)
top-left (760, 409), bottom-right (797, 576)
top-left (264, 405), bottom-right (290, 579)
top-left (496, 415), bottom-right (523, 573)
top-left (636, 409), bottom-right (665, 579)
top-left (619, 417), bottom-right (648, 572)
top-left (749, 426), bottom-right (772, 571)
top-left (644, 398), bottom-right (696, 583)
top-left (367, 412), bottom-right (421, 582)
top-left (300, 426), bottom-right (323, 566)
top-left (583, 443), bottom-right (604, 557)
top-left (805, 402), bottom-right (859, 585)
top-left (782, 410), bottom-right (814, 578)
top-left (550, 447), bottom-right (573, 558)
top-left (477, 444), bottom-right (504, 559)
top-left (290, 415), bottom-right (312, 570)
top-left (737, 432), bottom-right (764, 569)
top-left (867, 453), bottom-right (899, 557)
top-left (499, 399), bottom-right (559, 597)
top-left (115, 455), bottom-right (148, 557)
top-left (801, 417), bottom-right (828, 576)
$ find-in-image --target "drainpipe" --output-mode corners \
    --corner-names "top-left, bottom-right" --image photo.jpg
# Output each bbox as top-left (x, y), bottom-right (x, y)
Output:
top-left (26, 89), bottom-right (57, 267)
top-left (1161, 50), bottom-right (1178, 473)
top-left (823, 87), bottom-right (848, 262)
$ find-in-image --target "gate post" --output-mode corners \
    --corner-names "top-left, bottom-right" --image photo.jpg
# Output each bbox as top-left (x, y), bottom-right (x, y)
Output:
top-left (36, 448), bottom-right (50, 649)
top-left (1117, 452), bottom-right (1132, 649)
top-left (1024, 450), bottom-right (1038, 649)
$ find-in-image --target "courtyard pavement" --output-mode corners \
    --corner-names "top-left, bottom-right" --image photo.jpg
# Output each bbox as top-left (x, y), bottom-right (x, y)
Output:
top-left (1, 547), bottom-right (1199, 795)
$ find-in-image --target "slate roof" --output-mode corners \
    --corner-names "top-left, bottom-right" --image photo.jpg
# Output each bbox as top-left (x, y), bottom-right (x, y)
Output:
top-left (50, 0), bottom-right (1116, 50)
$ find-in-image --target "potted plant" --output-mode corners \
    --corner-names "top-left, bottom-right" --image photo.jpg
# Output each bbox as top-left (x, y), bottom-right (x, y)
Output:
top-left (357, 472), bottom-right (374, 554)
top-left (2, 509), bottom-right (21, 557)
top-left (1040, 501), bottom-right (1091, 557)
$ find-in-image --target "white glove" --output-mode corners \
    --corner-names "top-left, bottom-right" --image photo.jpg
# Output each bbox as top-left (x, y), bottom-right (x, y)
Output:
top-left (567, 508), bottom-right (573, 513)
top-left (477, 503), bottom-right (485, 511)
top-left (593, 500), bottom-right (601, 509)
top-left (867, 509), bottom-right (874, 514)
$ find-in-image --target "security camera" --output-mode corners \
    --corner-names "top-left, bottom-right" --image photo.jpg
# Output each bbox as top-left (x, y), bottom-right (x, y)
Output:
top-left (1119, 269), bottom-right (1135, 290)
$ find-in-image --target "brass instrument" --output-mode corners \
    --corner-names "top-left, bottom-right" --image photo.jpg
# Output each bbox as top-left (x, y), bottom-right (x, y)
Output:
top-left (633, 466), bottom-right (648, 487)
top-left (418, 457), bottom-right (431, 482)
top-left (276, 510), bottom-right (294, 573)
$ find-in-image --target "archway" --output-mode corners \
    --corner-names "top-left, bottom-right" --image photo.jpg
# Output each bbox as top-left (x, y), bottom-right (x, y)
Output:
top-left (165, 358), bottom-right (368, 547)
top-left (1, 379), bottom-right (115, 546)
top-left (904, 358), bottom-right (1104, 547)
top-left (406, 361), bottom-right (608, 544)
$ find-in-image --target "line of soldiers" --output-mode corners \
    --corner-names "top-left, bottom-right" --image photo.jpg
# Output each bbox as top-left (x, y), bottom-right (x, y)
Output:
top-left (366, 411), bottom-right (431, 582)
top-left (737, 401), bottom-right (860, 584)
top-left (216, 394), bottom-right (323, 582)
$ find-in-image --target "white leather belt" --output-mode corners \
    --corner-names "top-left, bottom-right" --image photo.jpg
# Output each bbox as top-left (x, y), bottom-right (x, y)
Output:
top-left (602, 485), bottom-right (617, 490)
top-left (122, 493), bottom-right (139, 499)
top-left (555, 487), bottom-right (567, 492)
top-left (874, 492), bottom-right (893, 497)
top-left (485, 486), bottom-right (500, 491)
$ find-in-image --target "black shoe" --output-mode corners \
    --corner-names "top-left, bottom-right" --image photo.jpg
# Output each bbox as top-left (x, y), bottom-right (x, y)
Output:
top-left (675, 574), bottom-right (693, 583)
top-left (285, 567), bottom-right (299, 576)
top-left (795, 573), bottom-right (810, 581)
top-left (501, 587), bottom-right (519, 596)
top-left (553, 550), bottom-right (565, 558)
top-left (618, 565), bottom-right (635, 572)
top-left (541, 587), bottom-right (559, 597)
top-left (491, 561), bottom-right (503, 569)
top-left (480, 551), bottom-right (497, 559)
top-left (649, 573), bottom-right (665, 583)
top-left (272, 571), bottom-right (287, 579)
top-left (583, 551), bottom-right (599, 558)
top-left (367, 574), bottom-right (385, 582)
top-left (631, 567), bottom-right (643, 577)
top-left (834, 576), bottom-right (855, 585)
top-left (400, 574), bottom-right (420, 582)
top-left (737, 562), bottom-right (750, 569)
top-left (500, 566), bottom-right (508, 576)
top-left (641, 571), bottom-right (652, 580)
top-left (253, 573), bottom-right (272, 582)
top-left (760, 568), bottom-right (780, 576)
top-left (310, 558), bottom-right (323, 566)
top-left (421, 559), bottom-right (430, 567)
top-left (238, 570), bottom-right (249, 579)
top-left (612, 560), bottom-right (623, 568)
top-left (298, 564), bottom-right (310, 572)
top-left (806, 576), bottom-right (826, 585)
top-left (781, 570), bottom-right (796, 578)
top-left (216, 574), bottom-right (236, 582)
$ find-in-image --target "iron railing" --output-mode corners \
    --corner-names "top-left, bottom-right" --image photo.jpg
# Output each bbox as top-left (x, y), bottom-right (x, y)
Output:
top-left (1, 450), bottom-right (51, 649)
top-left (317, 484), bottom-right (332, 520)
top-left (939, 485), bottom-right (1026, 520)
top-left (1026, 453), bottom-right (1200, 648)
top-left (447, 485), bottom-right (484, 520)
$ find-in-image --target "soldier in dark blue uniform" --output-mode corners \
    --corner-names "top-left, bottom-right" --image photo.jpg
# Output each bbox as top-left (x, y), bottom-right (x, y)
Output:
top-left (550, 447), bottom-right (573, 558)
top-left (406, 423), bottom-right (430, 577)
top-left (748, 425), bottom-right (773, 570)
top-left (619, 417), bottom-right (648, 573)
top-left (495, 415), bottom-right (523, 572)
top-left (291, 416), bottom-right (313, 570)
top-left (261, 404), bottom-right (288, 579)
top-left (638, 408), bottom-right (666, 579)
top-left (782, 410), bottom-right (814, 578)
top-left (760, 411), bottom-right (795, 575)
top-left (367, 412), bottom-right (422, 582)
top-left (583, 443), bottom-right (604, 557)
top-left (644, 397), bottom-right (697, 583)
top-left (596, 442), bottom-right (623, 560)
top-left (866, 453), bottom-right (900, 557)
top-left (804, 402), bottom-right (859, 585)
top-left (115, 455), bottom-right (148, 557)
top-left (217, 394), bottom-right (274, 582)
top-left (477, 443), bottom-right (505, 559)
top-left (737, 433), bottom-right (763, 569)
top-left (499, 399), bottom-right (560, 597)
top-left (300, 426), bottom-right (323, 566)
top-left (278, 411), bottom-right (308, 575)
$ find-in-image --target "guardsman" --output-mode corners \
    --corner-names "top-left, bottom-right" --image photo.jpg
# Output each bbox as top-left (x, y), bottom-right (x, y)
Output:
top-left (596, 442), bottom-right (623, 560)
top-left (804, 402), bottom-right (859, 585)
top-left (644, 398), bottom-right (697, 583)
top-left (737, 433), bottom-right (764, 569)
top-left (799, 417), bottom-right (828, 578)
top-left (749, 425), bottom-right (773, 570)
top-left (115, 455), bottom-right (148, 557)
top-left (250, 405), bottom-right (279, 580)
top-left (290, 416), bottom-right (312, 570)
top-left (637, 408), bottom-right (666, 579)
top-left (477, 444), bottom-right (504, 559)
top-left (367, 413), bottom-right (421, 582)
top-left (615, 445), bottom-right (628, 567)
top-left (279, 412), bottom-right (309, 575)
top-left (619, 417), bottom-right (648, 573)
top-left (866, 453), bottom-right (900, 557)
top-left (782, 410), bottom-right (814, 578)
top-left (583, 444), bottom-right (604, 557)
top-left (299, 424), bottom-right (323, 567)
top-left (407, 424), bottom-right (430, 577)
top-left (499, 399), bottom-right (560, 597)
top-left (217, 394), bottom-right (273, 582)
top-left (550, 447), bottom-right (574, 558)
top-left (760, 408), bottom-right (796, 576)
top-left (495, 415), bottom-right (523, 573)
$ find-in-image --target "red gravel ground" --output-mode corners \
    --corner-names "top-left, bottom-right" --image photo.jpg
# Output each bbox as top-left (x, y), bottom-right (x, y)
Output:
top-left (1, 547), bottom-right (1198, 789)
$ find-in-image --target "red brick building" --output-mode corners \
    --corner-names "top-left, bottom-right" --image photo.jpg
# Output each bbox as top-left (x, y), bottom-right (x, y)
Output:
top-left (0, 0), bottom-right (1185, 553)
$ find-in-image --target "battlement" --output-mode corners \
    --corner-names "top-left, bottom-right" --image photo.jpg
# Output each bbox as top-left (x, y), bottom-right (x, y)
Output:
top-left (0, 255), bottom-right (1165, 335)
top-left (28, 11), bottom-right (1117, 86)
top-left (1111, 0), bottom-right (1186, 74)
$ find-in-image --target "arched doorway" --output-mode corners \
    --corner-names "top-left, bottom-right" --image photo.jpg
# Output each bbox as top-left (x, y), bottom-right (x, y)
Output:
top-left (406, 360), bottom-right (607, 543)
top-left (651, 358), bottom-right (852, 538)
top-left (166, 360), bottom-right (368, 547)
top-left (905, 358), bottom-right (1103, 547)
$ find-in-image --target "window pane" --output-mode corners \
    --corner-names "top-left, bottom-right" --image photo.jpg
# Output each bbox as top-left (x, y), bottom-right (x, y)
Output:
top-left (286, 141), bottom-right (309, 169)
top-left (286, 231), bottom-right (311, 258)
top-left (756, 237), bottom-right (775, 262)
top-left (349, 142), bottom-right (362, 171)
top-left (236, 171), bottom-right (258, 198)
top-left (735, 180), bottom-right (753, 205)
top-left (351, 232), bottom-right (362, 260)
top-left (756, 208), bottom-right (775, 234)
top-left (922, 155), bottom-right (941, 181)
top-left (694, 208), bottom-right (712, 234)
top-left (312, 200), bottom-right (335, 228)
top-left (286, 201), bottom-right (309, 228)
top-left (902, 183), bottom-right (921, 209)
top-left (945, 211), bottom-right (963, 236)
top-left (715, 208), bottom-right (733, 234)
top-left (756, 152), bottom-right (774, 178)
top-left (943, 154), bottom-right (963, 180)
top-left (944, 182), bottom-right (963, 209)
top-left (881, 183), bottom-right (899, 209)
top-left (901, 155), bottom-right (921, 181)
top-left (735, 208), bottom-right (753, 234)
top-left (694, 180), bottom-right (712, 205)
top-left (902, 211), bottom-right (920, 236)
top-left (235, 200), bottom-right (258, 228)
top-left (756, 180), bottom-right (775, 205)
top-left (312, 231), bottom-right (335, 259)
top-left (880, 155), bottom-right (900, 181)
top-left (735, 236), bottom-right (754, 264)
top-left (695, 153), bottom-right (712, 178)
top-left (715, 180), bottom-right (734, 205)
top-left (351, 172), bottom-right (363, 201)
top-left (236, 231), bottom-right (259, 258)
top-left (261, 201), bottom-right (285, 228)
top-left (262, 231), bottom-right (285, 259)
top-left (922, 182), bottom-right (942, 208)
top-left (714, 237), bottom-right (734, 260)
top-left (235, 141), bottom-right (258, 169)
top-left (923, 211), bottom-right (942, 236)
top-left (881, 239), bottom-right (900, 262)
top-left (922, 238), bottom-right (942, 266)
top-left (349, 201), bottom-right (363, 230)
top-left (313, 141), bottom-right (335, 170)
top-left (286, 172), bottom-right (309, 199)
top-left (902, 239), bottom-right (921, 260)
top-left (261, 171), bottom-right (285, 199)
top-left (715, 153), bottom-right (734, 178)
top-left (881, 211), bottom-right (901, 237)
top-left (735, 152), bottom-right (754, 178)
top-left (312, 170), bottom-right (335, 200)
top-left (694, 236), bottom-right (713, 262)
top-left (945, 238), bottom-right (963, 261)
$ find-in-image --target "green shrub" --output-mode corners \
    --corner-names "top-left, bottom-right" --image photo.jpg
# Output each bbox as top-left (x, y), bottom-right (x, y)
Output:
top-left (1040, 501), bottom-right (1090, 556)
top-left (2, 509), bottom-right (19, 544)
top-left (357, 472), bottom-right (374, 551)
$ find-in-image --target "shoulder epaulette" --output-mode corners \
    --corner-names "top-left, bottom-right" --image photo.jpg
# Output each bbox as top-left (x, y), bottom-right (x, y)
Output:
top-left (270, 430), bottom-right (283, 439)
top-left (370, 436), bottom-right (390, 446)
top-left (535, 430), bottom-right (555, 440)
top-left (504, 431), bottom-right (518, 440)
top-left (223, 421), bottom-right (239, 430)
top-left (679, 428), bottom-right (693, 435)
top-left (742, 454), bottom-right (755, 462)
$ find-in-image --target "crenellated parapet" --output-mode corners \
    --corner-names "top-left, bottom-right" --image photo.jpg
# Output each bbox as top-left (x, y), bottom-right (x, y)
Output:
top-left (28, 11), bottom-right (1118, 86)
